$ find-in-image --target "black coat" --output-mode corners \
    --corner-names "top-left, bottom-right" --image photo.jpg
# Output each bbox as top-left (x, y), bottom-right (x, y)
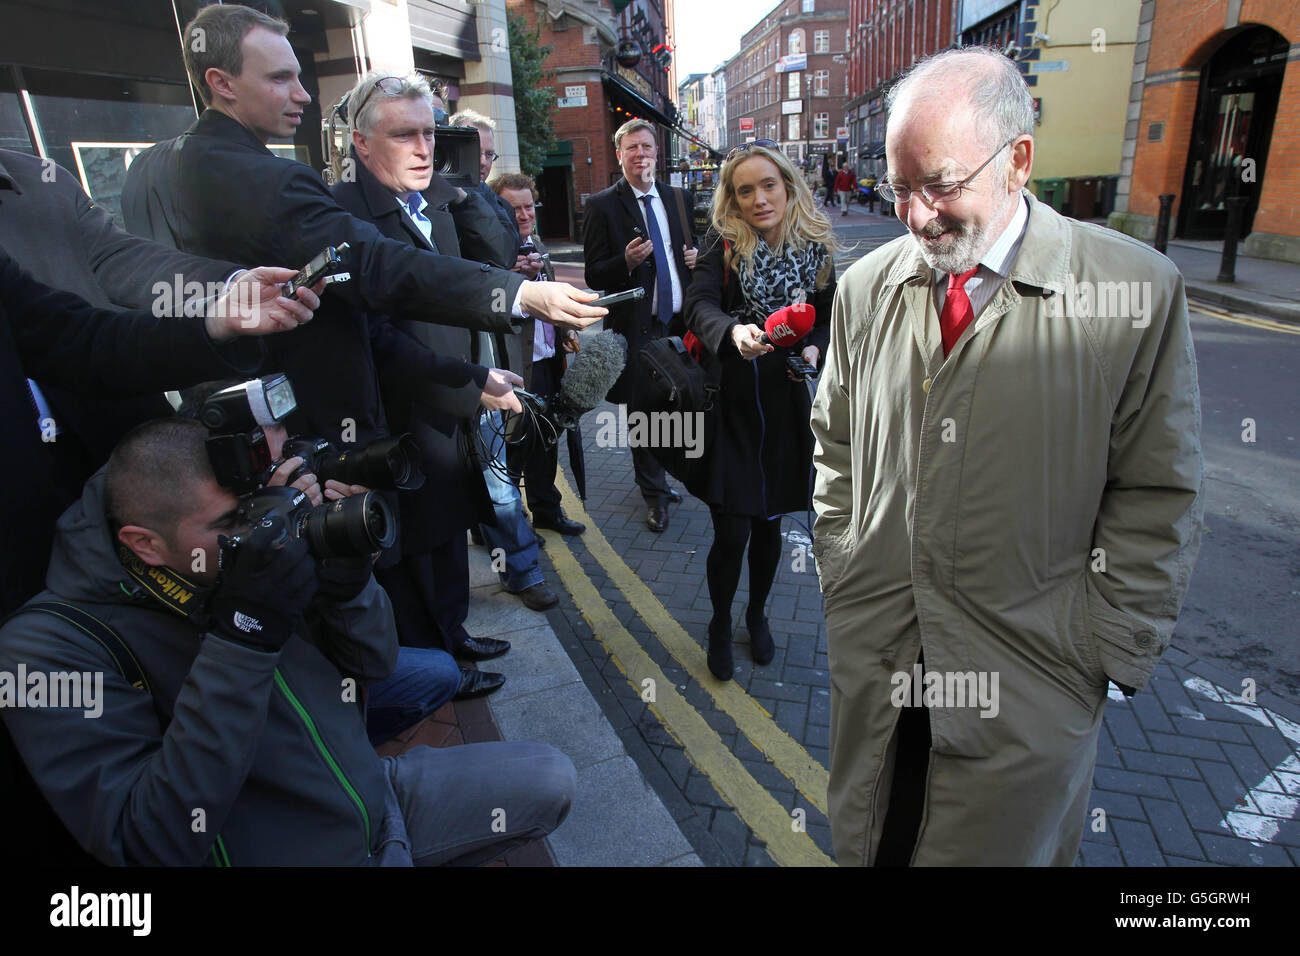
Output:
top-left (120, 109), bottom-right (526, 451)
top-left (0, 247), bottom-right (262, 617)
top-left (333, 160), bottom-right (515, 550)
top-left (0, 149), bottom-right (239, 462)
top-left (682, 231), bottom-right (833, 517)
top-left (582, 178), bottom-right (694, 405)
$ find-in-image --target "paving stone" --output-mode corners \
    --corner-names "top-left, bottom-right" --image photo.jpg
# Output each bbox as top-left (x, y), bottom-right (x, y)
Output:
top-left (1140, 797), bottom-right (1205, 859)
top-left (745, 841), bottom-right (779, 866)
top-left (709, 807), bottom-right (753, 866)
top-left (1089, 788), bottom-right (1147, 821)
top-left (1148, 675), bottom-right (1204, 724)
top-left (736, 757), bottom-right (797, 796)
top-left (1217, 741), bottom-right (1280, 791)
top-left (1143, 730), bottom-right (1226, 762)
top-left (1197, 833), bottom-right (1293, 867)
top-left (1243, 723), bottom-right (1300, 767)
top-left (1078, 842), bottom-right (1124, 866)
top-left (1111, 818), bottom-right (1165, 867)
top-left (748, 677), bottom-right (810, 703)
top-left (1092, 767), bottom-right (1174, 800)
top-left (1168, 778), bottom-right (1233, 833)
top-left (1081, 819), bottom-right (1116, 844)
top-left (657, 743), bottom-right (692, 791)
top-left (774, 699), bottom-right (808, 735)
top-left (1118, 748), bottom-right (1202, 780)
top-left (1164, 855), bottom-right (1222, 866)
top-left (1105, 707), bottom-right (1150, 751)
top-left (1094, 725), bottom-right (1123, 768)
top-left (684, 769), bottom-right (731, 809)
top-left (1174, 717), bottom-right (1251, 744)
top-left (805, 820), bottom-right (834, 857)
top-left (1194, 758), bottom-right (1255, 813)
top-left (672, 812), bottom-right (731, 867)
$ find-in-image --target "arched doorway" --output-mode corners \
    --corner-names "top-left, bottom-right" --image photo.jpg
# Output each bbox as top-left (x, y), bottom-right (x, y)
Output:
top-left (1178, 26), bottom-right (1288, 240)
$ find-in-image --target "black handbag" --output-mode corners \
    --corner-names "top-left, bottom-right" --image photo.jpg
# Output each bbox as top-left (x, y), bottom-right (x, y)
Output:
top-left (632, 336), bottom-right (718, 491)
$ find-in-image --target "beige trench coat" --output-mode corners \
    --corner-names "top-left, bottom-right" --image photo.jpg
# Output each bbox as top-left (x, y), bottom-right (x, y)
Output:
top-left (810, 191), bottom-right (1203, 866)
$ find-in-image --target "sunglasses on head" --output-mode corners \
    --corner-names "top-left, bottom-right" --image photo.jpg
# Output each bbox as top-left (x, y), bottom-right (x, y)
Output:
top-left (726, 139), bottom-right (779, 161)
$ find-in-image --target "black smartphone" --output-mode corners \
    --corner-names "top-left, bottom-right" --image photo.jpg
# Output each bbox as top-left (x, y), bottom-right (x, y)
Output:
top-left (786, 354), bottom-right (817, 379)
top-left (589, 287), bottom-right (646, 308)
top-left (281, 242), bottom-right (350, 299)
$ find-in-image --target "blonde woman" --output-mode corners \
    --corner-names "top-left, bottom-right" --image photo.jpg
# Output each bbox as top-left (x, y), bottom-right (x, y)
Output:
top-left (683, 142), bottom-right (837, 681)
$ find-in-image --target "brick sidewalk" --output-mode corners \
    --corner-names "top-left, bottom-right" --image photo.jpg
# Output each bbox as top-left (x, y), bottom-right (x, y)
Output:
top-left (542, 399), bottom-right (1300, 866)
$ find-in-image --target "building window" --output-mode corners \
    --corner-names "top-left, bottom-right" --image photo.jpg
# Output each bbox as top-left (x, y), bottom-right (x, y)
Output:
top-left (802, 0), bottom-right (815, 12)
top-left (813, 71), bottom-right (829, 96)
top-left (788, 28), bottom-right (805, 56)
top-left (788, 114), bottom-right (800, 140)
top-left (815, 113), bottom-right (829, 138)
top-left (814, 30), bottom-right (830, 54)
top-left (788, 72), bottom-right (800, 98)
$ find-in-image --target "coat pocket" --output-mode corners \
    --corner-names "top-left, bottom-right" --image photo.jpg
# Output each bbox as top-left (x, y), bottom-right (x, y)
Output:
top-left (812, 526), bottom-right (855, 602)
top-left (1082, 577), bottom-right (1163, 693)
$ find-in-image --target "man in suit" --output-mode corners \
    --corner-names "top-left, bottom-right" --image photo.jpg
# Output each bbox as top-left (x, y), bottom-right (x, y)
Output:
top-left (582, 119), bottom-right (697, 531)
top-left (450, 108), bottom-right (521, 250)
top-left (120, 3), bottom-right (603, 463)
top-left (333, 71), bottom-right (528, 682)
top-left (492, 172), bottom-right (584, 537)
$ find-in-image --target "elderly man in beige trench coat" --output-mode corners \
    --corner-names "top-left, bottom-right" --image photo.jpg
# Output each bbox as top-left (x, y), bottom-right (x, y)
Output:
top-left (810, 48), bottom-right (1204, 866)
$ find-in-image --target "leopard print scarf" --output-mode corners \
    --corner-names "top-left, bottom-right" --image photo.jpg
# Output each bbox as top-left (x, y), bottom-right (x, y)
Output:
top-left (733, 237), bottom-right (828, 323)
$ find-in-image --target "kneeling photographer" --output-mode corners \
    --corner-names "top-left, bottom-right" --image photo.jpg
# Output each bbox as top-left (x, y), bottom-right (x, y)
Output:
top-left (0, 404), bottom-right (575, 865)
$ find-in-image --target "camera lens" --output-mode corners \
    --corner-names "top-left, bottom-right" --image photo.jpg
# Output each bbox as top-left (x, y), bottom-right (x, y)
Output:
top-left (301, 491), bottom-right (395, 559)
top-left (316, 434), bottom-right (425, 491)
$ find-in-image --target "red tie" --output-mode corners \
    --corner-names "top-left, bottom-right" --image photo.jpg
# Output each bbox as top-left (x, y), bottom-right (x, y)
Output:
top-left (939, 266), bottom-right (980, 357)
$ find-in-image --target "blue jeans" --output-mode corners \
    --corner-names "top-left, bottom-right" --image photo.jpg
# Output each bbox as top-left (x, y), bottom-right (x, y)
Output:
top-left (475, 410), bottom-right (544, 593)
top-left (365, 646), bottom-right (462, 746)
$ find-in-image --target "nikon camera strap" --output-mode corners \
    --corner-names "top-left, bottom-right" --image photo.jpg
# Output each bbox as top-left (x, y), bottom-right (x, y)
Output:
top-left (22, 601), bottom-right (150, 692)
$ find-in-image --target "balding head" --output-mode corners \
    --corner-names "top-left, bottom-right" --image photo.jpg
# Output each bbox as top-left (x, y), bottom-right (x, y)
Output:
top-left (886, 47), bottom-right (1035, 155)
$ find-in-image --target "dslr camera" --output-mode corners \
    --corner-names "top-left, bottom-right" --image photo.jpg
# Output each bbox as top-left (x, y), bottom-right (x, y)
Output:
top-left (197, 374), bottom-right (421, 558)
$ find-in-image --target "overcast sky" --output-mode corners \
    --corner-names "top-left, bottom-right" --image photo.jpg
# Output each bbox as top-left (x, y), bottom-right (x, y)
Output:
top-left (674, 0), bottom-right (785, 80)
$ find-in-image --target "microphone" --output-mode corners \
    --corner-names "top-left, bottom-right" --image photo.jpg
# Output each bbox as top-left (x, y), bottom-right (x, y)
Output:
top-left (759, 303), bottom-right (815, 347)
top-left (517, 330), bottom-right (628, 437)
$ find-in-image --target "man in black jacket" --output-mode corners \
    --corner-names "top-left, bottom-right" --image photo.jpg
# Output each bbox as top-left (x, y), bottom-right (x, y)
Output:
top-left (583, 119), bottom-right (697, 532)
top-left (120, 3), bottom-right (603, 461)
top-left (333, 72), bottom-right (526, 681)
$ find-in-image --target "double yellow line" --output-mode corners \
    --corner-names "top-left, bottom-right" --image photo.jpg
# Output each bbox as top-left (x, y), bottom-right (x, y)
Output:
top-left (541, 473), bottom-right (834, 867)
top-left (1190, 301), bottom-right (1300, 335)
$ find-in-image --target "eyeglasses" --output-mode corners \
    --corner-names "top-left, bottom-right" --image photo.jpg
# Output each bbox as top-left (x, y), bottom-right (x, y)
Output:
top-left (352, 76), bottom-right (404, 124)
top-left (875, 139), bottom-right (1015, 205)
top-left (482, 150), bottom-right (500, 163)
top-left (726, 139), bottom-right (779, 161)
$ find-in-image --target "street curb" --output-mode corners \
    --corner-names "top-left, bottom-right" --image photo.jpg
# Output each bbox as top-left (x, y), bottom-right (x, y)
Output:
top-left (1185, 283), bottom-right (1300, 325)
top-left (465, 542), bottom-right (703, 866)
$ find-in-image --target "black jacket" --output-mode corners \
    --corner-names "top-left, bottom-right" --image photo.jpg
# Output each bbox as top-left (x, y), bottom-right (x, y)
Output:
top-left (333, 160), bottom-right (514, 548)
top-left (683, 231), bottom-right (833, 516)
top-left (583, 178), bottom-right (694, 404)
top-left (0, 149), bottom-right (239, 462)
top-left (120, 109), bottom-right (527, 450)
top-left (0, 247), bottom-right (261, 618)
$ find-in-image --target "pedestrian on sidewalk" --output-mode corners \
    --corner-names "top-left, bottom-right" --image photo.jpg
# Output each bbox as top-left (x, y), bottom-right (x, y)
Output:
top-left (821, 155), bottom-right (836, 209)
top-left (683, 142), bottom-right (837, 681)
top-left (835, 164), bottom-right (856, 216)
top-left (812, 47), bottom-right (1203, 867)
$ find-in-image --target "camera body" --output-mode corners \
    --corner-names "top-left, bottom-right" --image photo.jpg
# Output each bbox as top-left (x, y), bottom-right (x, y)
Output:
top-left (225, 485), bottom-right (395, 560)
top-left (279, 435), bottom-right (425, 492)
top-left (433, 124), bottom-right (481, 189)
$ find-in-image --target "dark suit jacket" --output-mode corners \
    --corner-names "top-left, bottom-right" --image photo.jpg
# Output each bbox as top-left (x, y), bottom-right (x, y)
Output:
top-left (0, 247), bottom-right (262, 618)
top-left (333, 160), bottom-right (515, 549)
top-left (120, 109), bottom-right (527, 450)
top-left (582, 178), bottom-right (693, 404)
top-left (0, 149), bottom-right (240, 461)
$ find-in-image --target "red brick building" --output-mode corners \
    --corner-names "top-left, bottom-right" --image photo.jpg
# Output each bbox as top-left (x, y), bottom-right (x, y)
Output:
top-left (1110, 0), bottom-right (1299, 262)
top-left (842, 0), bottom-right (960, 176)
top-left (507, 0), bottom-right (684, 241)
top-left (726, 0), bottom-right (852, 172)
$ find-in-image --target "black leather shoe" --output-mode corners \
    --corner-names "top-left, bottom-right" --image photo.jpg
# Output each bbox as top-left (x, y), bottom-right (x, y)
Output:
top-left (455, 636), bottom-right (511, 661)
top-left (534, 512), bottom-right (586, 535)
top-left (666, 487), bottom-right (682, 504)
top-left (646, 505), bottom-right (669, 532)
top-left (454, 666), bottom-right (506, 700)
top-left (515, 582), bottom-right (559, 611)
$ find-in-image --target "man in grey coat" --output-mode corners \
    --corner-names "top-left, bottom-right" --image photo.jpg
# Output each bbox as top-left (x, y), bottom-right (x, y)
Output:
top-left (811, 48), bottom-right (1203, 866)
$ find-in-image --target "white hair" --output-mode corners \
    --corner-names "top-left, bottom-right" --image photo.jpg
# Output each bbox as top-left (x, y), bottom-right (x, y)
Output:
top-left (448, 108), bottom-right (495, 132)
top-left (344, 72), bottom-right (434, 138)
top-left (885, 47), bottom-right (1035, 153)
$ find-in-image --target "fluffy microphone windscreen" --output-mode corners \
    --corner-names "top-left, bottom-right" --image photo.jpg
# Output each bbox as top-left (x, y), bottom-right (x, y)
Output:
top-left (763, 304), bottom-right (816, 347)
top-left (558, 330), bottom-right (628, 412)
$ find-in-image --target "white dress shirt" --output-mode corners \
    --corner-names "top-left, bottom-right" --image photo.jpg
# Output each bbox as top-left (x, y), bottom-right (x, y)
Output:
top-left (631, 183), bottom-right (684, 316)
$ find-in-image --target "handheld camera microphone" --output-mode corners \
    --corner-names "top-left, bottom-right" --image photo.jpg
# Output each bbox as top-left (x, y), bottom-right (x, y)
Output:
top-left (517, 330), bottom-right (628, 441)
top-left (759, 303), bottom-right (815, 347)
